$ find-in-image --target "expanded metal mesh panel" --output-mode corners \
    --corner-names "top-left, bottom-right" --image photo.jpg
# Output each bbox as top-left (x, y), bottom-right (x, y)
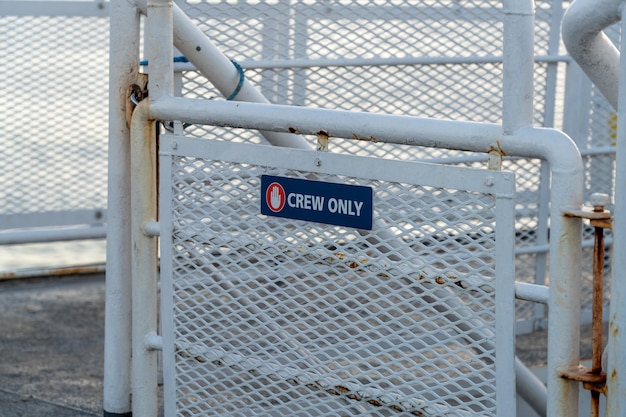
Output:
top-left (178, 0), bottom-right (561, 135)
top-left (0, 14), bottom-right (109, 217)
top-left (173, 0), bottom-right (592, 332)
top-left (160, 137), bottom-right (515, 417)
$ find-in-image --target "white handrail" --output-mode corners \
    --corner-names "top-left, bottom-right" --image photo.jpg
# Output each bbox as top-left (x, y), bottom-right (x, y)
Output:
top-left (562, 0), bottom-right (622, 111)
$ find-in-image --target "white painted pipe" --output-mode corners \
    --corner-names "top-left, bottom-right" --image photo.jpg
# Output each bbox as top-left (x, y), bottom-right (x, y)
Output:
top-left (151, 97), bottom-right (502, 149)
top-left (170, 4), bottom-right (311, 149)
top-left (145, 0), bottom-right (173, 101)
top-left (128, 2), bottom-right (172, 417)
top-left (505, 0), bottom-right (581, 414)
top-left (130, 98), bottom-right (160, 417)
top-left (135, 0), bottom-right (310, 149)
top-left (515, 356), bottom-right (549, 414)
top-left (515, 282), bottom-right (549, 304)
top-left (104, 0), bottom-right (140, 415)
top-left (562, 0), bottom-right (622, 111)
top-left (502, 0), bottom-right (535, 134)
top-left (0, 226), bottom-right (106, 245)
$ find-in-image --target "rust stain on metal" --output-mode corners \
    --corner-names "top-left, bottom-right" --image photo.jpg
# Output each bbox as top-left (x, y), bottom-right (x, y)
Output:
top-left (558, 365), bottom-right (606, 384)
top-left (179, 345), bottom-right (435, 416)
top-left (125, 76), bottom-right (149, 128)
top-left (590, 218), bottom-right (613, 229)
top-left (352, 133), bottom-right (378, 143)
top-left (591, 226), bottom-right (605, 375)
top-left (316, 130), bottom-right (330, 151)
top-left (0, 265), bottom-right (104, 281)
top-left (560, 219), bottom-right (611, 416)
top-left (487, 140), bottom-right (506, 157)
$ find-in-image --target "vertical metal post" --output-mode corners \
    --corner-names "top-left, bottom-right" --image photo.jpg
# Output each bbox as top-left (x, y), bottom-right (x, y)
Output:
top-left (606, 4), bottom-right (626, 416)
top-left (130, 100), bottom-right (159, 417)
top-left (504, 0), bottom-right (583, 413)
top-left (104, 0), bottom-right (140, 415)
top-left (128, 1), bottom-right (173, 416)
top-left (588, 193), bottom-right (610, 417)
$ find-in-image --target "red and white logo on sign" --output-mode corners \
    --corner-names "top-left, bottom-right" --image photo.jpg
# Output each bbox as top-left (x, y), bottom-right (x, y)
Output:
top-left (266, 182), bottom-right (286, 212)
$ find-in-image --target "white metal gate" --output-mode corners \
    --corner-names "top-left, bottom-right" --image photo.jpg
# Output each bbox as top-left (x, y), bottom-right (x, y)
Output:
top-left (170, 0), bottom-right (614, 334)
top-left (158, 136), bottom-right (516, 417)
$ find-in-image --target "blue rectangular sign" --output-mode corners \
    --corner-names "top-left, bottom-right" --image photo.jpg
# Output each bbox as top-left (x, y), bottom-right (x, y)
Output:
top-left (260, 175), bottom-right (373, 230)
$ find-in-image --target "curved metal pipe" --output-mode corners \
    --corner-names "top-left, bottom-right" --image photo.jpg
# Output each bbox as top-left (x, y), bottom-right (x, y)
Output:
top-left (562, 0), bottom-right (622, 110)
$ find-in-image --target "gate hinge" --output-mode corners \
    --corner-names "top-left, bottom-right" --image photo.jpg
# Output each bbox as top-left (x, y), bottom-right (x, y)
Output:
top-left (558, 365), bottom-right (607, 395)
top-left (563, 193), bottom-right (612, 229)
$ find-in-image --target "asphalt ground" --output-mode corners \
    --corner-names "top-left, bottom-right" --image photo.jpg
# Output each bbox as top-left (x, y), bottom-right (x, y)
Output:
top-left (0, 272), bottom-right (604, 417)
top-left (0, 274), bottom-right (105, 417)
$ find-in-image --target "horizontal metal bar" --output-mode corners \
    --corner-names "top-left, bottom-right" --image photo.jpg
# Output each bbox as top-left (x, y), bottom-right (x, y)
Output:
top-left (177, 341), bottom-right (466, 417)
top-left (514, 235), bottom-right (612, 256)
top-left (172, 54), bottom-right (570, 72)
top-left (0, 209), bottom-right (106, 230)
top-left (579, 146), bottom-right (617, 156)
top-left (0, 263), bottom-right (105, 281)
top-left (515, 282), bottom-right (549, 304)
top-left (0, 0), bottom-right (109, 17)
top-left (0, 225), bottom-right (106, 245)
top-left (152, 97), bottom-right (502, 153)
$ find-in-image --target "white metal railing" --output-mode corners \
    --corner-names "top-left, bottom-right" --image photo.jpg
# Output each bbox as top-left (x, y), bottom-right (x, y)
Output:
top-left (2, 0), bottom-right (614, 336)
top-left (562, 1), bottom-right (626, 415)
top-left (0, 0), bottom-right (109, 273)
top-left (113, 0), bottom-right (594, 416)
top-left (84, 2), bottom-right (624, 417)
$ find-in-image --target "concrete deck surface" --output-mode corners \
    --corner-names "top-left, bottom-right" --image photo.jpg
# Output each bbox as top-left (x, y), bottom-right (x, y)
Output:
top-left (0, 274), bottom-right (104, 417)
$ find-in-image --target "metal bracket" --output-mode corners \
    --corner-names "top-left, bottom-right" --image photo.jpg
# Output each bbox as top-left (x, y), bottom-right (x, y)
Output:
top-left (563, 207), bottom-right (612, 221)
top-left (558, 365), bottom-right (607, 395)
top-left (563, 192), bottom-right (613, 225)
top-left (561, 192), bottom-right (611, 416)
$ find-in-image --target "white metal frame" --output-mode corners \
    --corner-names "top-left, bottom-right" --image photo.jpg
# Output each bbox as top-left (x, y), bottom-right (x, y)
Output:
top-left (103, 0), bottom-right (617, 416)
top-left (157, 136), bottom-right (517, 416)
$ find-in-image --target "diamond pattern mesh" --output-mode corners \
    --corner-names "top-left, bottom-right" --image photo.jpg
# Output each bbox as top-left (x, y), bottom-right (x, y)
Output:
top-left (0, 14), bottom-right (109, 216)
top-left (173, 0), bottom-right (611, 330)
top-left (161, 141), bottom-right (514, 416)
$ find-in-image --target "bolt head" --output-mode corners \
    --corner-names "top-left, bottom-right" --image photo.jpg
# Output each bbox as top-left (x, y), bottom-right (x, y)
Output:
top-left (590, 193), bottom-right (610, 208)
